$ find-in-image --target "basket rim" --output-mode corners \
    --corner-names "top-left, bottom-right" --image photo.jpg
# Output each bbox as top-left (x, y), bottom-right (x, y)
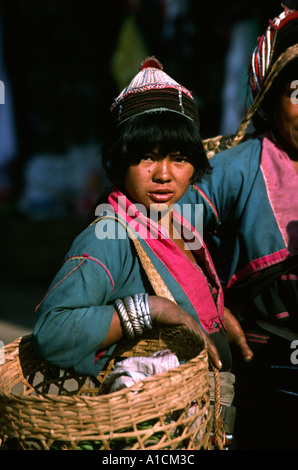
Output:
top-left (0, 349), bottom-right (209, 403)
top-left (0, 330), bottom-right (209, 404)
top-left (0, 349), bottom-right (208, 394)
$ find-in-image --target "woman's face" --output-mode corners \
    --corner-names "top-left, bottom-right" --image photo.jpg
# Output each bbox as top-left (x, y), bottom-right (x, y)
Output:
top-left (124, 149), bottom-right (194, 215)
top-left (273, 80), bottom-right (298, 152)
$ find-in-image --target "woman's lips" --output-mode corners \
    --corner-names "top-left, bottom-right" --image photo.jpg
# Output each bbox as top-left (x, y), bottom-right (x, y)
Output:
top-left (148, 191), bottom-right (174, 203)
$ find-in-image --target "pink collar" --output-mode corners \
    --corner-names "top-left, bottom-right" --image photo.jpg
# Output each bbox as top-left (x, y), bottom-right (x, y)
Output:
top-left (260, 131), bottom-right (298, 255)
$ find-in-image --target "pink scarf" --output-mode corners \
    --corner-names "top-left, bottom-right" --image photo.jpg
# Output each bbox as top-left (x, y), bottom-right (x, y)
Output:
top-left (107, 190), bottom-right (224, 333)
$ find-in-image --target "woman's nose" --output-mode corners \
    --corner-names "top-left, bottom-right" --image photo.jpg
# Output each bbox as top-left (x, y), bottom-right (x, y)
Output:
top-left (152, 160), bottom-right (172, 182)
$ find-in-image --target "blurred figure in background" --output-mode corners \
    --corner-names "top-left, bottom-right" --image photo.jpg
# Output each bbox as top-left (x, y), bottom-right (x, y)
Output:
top-left (180, 6), bottom-right (298, 449)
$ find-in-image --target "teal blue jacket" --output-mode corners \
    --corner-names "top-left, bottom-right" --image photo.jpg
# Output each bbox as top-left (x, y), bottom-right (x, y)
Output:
top-left (180, 134), bottom-right (295, 289)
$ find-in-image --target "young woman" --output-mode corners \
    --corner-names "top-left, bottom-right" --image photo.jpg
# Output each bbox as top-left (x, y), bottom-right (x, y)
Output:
top-left (33, 57), bottom-right (250, 377)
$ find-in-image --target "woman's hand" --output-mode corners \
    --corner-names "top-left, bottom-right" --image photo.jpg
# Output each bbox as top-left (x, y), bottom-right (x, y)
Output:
top-left (149, 296), bottom-right (223, 369)
top-left (223, 307), bottom-right (253, 362)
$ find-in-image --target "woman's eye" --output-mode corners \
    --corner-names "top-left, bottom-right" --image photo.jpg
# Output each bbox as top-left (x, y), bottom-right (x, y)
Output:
top-left (141, 155), bottom-right (154, 161)
top-left (174, 156), bottom-right (189, 163)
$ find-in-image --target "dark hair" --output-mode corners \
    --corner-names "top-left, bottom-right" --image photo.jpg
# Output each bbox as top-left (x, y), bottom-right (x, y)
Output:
top-left (101, 111), bottom-right (211, 190)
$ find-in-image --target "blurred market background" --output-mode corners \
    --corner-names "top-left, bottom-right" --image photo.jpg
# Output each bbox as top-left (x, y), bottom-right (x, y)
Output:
top-left (0, 0), bottom-right (283, 344)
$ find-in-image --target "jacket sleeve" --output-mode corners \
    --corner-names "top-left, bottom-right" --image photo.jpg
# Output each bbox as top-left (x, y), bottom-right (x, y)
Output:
top-left (33, 250), bottom-right (117, 377)
top-left (32, 215), bottom-right (138, 377)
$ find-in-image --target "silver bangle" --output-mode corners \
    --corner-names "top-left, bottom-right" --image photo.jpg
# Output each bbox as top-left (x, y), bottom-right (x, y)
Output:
top-left (115, 299), bottom-right (135, 339)
top-left (140, 293), bottom-right (153, 330)
top-left (123, 296), bottom-right (143, 336)
top-left (144, 293), bottom-right (153, 329)
top-left (115, 293), bottom-right (153, 339)
top-left (133, 294), bottom-right (145, 329)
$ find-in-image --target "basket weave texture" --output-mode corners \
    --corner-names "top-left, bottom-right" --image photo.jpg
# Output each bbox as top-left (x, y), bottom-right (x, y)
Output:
top-left (0, 326), bottom-right (221, 450)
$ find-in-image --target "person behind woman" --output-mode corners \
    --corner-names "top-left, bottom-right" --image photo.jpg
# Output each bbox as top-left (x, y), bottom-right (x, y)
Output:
top-left (179, 7), bottom-right (298, 449)
top-left (33, 57), bottom-right (251, 378)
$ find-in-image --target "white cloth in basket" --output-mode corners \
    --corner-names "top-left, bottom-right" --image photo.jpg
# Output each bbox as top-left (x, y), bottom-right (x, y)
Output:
top-left (101, 349), bottom-right (180, 393)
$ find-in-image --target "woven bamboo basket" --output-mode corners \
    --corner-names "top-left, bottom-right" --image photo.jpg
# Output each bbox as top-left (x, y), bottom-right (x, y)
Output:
top-left (0, 326), bottom-right (224, 451)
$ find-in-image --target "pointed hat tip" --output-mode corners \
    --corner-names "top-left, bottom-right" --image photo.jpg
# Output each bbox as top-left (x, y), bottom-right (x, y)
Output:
top-left (140, 56), bottom-right (163, 71)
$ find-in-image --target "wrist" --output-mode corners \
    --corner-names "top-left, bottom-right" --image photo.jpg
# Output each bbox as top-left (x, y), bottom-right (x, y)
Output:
top-left (148, 296), bottom-right (184, 326)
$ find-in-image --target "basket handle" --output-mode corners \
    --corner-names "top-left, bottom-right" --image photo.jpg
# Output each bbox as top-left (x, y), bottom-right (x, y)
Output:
top-left (211, 364), bottom-right (225, 450)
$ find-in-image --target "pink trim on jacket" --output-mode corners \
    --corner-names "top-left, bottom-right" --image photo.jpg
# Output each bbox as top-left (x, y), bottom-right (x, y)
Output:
top-left (227, 132), bottom-right (298, 288)
top-left (35, 254), bottom-right (115, 312)
top-left (227, 248), bottom-right (289, 288)
top-left (260, 131), bottom-right (298, 256)
top-left (192, 184), bottom-right (219, 221)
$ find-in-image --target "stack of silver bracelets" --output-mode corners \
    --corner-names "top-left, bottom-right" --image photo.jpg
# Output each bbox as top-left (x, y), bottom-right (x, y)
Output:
top-left (115, 293), bottom-right (153, 339)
